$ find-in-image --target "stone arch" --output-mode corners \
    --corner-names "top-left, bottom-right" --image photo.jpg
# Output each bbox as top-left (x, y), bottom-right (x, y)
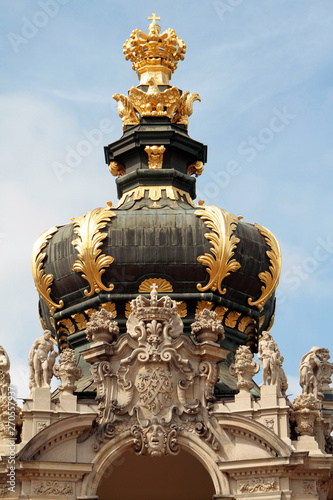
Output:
top-left (80, 431), bottom-right (230, 498)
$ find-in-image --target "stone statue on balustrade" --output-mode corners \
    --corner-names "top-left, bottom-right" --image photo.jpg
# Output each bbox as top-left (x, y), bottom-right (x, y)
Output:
top-left (0, 345), bottom-right (11, 398)
top-left (28, 330), bottom-right (57, 390)
top-left (258, 331), bottom-right (288, 396)
top-left (230, 345), bottom-right (260, 392)
top-left (299, 347), bottom-right (333, 400)
top-left (0, 345), bottom-right (22, 440)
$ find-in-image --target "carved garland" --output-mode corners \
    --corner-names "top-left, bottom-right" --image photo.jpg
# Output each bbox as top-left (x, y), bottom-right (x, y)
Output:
top-left (71, 206), bottom-right (115, 296)
top-left (195, 205), bottom-right (241, 294)
top-left (248, 223), bottom-right (281, 311)
top-left (31, 226), bottom-right (64, 314)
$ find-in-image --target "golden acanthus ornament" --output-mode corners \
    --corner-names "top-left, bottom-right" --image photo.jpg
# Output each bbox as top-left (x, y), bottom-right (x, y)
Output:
top-left (195, 205), bottom-right (241, 294)
top-left (248, 223), bottom-right (281, 311)
top-left (31, 226), bottom-right (64, 315)
top-left (71, 206), bottom-right (116, 297)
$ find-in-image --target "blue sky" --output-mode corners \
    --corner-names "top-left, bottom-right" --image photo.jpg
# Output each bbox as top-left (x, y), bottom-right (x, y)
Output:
top-left (1, 0), bottom-right (332, 399)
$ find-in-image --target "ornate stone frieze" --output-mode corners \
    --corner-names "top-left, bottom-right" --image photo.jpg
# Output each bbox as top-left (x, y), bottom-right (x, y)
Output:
top-left (238, 477), bottom-right (278, 493)
top-left (31, 480), bottom-right (74, 496)
top-left (303, 480), bottom-right (316, 495)
top-left (229, 345), bottom-right (259, 392)
top-left (82, 284), bottom-right (229, 455)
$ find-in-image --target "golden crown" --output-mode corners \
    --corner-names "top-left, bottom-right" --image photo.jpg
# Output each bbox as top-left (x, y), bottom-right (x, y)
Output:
top-left (123, 13), bottom-right (186, 85)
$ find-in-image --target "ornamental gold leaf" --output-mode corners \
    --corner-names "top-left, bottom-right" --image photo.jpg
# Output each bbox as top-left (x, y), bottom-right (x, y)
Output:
top-left (225, 311), bottom-right (241, 329)
top-left (139, 278), bottom-right (173, 294)
top-left (57, 318), bottom-right (75, 335)
top-left (248, 223), bottom-right (282, 311)
top-left (214, 305), bottom-right (228, 321)
top-left (71, 313), bottom-right (87, 330)
top-left (71, 207), bottom-right (115, 297)
top-left (195, 205), bottom-right (241, 294)
top-left (195, 300), bottom-right (213, 315)
top-left (238, 316), bottom-right (255, 333)
top-left (31, 226), bottom-right (64, 315)
top-left (100, 301), bottom-right (117, 317)
top-left (176, 301), bottom-right (187, 318)
top-left (124, 301), bottom-right (132, 319)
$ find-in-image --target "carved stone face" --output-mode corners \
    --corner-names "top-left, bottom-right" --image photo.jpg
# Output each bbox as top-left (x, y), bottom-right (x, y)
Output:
top-left (43, 330), bottom-right (52, 341)
top-left (146, 424), bottom-right (165, 456)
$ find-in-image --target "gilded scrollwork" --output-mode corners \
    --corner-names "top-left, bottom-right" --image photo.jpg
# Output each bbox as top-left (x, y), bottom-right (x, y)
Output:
top-left (195, 205), bottom-right (241, 294)
top-left (71, 206), bottom-right (115, 297)
top-left (248, 223), bottom-right (281, 311)
top-left (108, 161), bottom-right (125, 177)
top-left (187, 160), bottom-right (204, 177)
top-left (31, 226), bottom-right (64, 314)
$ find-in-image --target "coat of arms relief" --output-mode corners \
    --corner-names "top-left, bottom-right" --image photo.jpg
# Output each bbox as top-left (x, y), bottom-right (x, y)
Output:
top-left (82, 284), bottom-right (229, 456)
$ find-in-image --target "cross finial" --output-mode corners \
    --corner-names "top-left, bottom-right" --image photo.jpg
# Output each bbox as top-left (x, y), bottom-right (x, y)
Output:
top-left (148, 12), bottom-right (160, 24)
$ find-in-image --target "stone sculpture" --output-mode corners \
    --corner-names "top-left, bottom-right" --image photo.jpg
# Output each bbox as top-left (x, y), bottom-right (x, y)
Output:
top-left (28, 330), bottom-right (57, 389)
top-left (299, 347), bottom-right (332, 400)
top-left (0, 345), bottom-right (10, 398)
top-left (53, 349), bottom-right (82, 394)
top-left (0, 345), bottom-right (21, 439)
top-left (82, 285), bottom-right (229, 456)
top-left (258, 331), bottom-right (288, 396)
top-left (85, 309), bottom-right (119, 344)
top-left (230, 345), bottom-right (260, 392)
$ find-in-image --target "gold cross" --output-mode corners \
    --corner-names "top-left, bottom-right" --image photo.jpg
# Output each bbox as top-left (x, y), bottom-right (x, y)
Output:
top-left (148, 12), bottom-right (160, 24)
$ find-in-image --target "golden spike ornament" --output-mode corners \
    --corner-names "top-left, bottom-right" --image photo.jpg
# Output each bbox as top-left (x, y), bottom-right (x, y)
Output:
top-left (195, 205), bottom-right (241, 294)
top-left (31, 226), bottom-right (64, 315)
top-left (71, 207), bottom-right (116, 297)
top-left (248, 223), bottom-right (281, 311)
